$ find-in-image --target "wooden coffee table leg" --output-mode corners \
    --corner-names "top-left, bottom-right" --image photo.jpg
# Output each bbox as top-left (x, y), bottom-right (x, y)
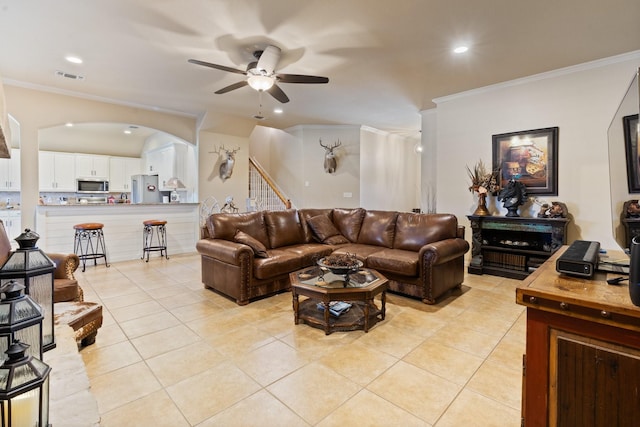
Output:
top-left (364, 300), bottom-right (370, 332)
top-left (323, 301), bottom-right (331, 335)
top-left (381, 291), bottom-right (386, 320)
top-left (292, 292), bottom-right (300, 325)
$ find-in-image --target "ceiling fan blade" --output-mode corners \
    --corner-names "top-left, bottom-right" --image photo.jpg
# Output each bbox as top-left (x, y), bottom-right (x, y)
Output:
top-left (188, 59), bottom-right (247, 75)
top-left (277, 74), bottom-right (329, 84)
top-left (267, 84), bottom-right (290, 103)
top-left (215, 80), bottom-right (249, 94)
top-left (256, 45), bottom-right (281, 75)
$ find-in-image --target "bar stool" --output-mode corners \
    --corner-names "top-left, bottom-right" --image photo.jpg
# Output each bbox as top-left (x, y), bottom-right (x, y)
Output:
top-left (142, 220), bottom-right (169, 262)
top-left (73, 223), bottom-right (110, 272)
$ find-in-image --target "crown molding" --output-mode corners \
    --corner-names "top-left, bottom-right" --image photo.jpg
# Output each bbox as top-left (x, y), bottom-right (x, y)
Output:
top-left (3, 78), bottom-right (199, 119)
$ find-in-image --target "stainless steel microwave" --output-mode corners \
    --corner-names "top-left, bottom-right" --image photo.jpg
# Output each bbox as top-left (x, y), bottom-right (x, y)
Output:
top-left (77, 178), bottom-right (109, 194)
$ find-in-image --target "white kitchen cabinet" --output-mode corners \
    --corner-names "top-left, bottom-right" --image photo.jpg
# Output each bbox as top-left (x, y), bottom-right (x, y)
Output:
top-left (0, 148), bottom-right (21, 191)
top-left (39, 151), bottom-right (77, 191)
top-left (75, 154), bottom-right (110, 178)
top-left (144, 146), bottom-right (174, 189)
top-left (143, 145), bottom-right (187, 190)
top-left (0, 210), bottom-right (21, 249)
top-left (109, 157), bottom-right (142, 192)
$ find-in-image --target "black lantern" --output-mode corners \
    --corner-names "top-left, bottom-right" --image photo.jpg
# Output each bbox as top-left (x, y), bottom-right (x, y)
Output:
top-left (0, 341), bottom-right (51, 427)
top-left (0, 229), bottom-right (55, 352)
top-left (0, 281), bottom-right (44, 361)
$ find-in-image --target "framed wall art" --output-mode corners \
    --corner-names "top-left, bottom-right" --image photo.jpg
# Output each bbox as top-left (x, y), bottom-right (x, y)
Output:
top-left (623, 114), bottom-right (640, 193)
top-left (492, 127), bottom-right (559, 196)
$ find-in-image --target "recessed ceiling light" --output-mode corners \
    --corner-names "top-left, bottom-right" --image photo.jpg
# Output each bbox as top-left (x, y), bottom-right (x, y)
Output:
top-left (65, 55), bottom-right (83, 64)
top-left (65, 122), bottom-right (74, 127)
top-left (124, 130), bottom-right (132, 135)
top-left (273, 108), bottom-right (283, 114)
top-left (453, 46), bottom-right (469, 54)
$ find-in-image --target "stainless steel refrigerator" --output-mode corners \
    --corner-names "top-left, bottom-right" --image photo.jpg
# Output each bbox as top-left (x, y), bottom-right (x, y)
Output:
top-left (131, 174), bottom-right (161, 204)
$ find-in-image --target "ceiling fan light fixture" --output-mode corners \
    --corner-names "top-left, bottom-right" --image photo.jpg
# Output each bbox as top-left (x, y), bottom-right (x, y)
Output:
top-left (247, 75), bottom-right (275, 91)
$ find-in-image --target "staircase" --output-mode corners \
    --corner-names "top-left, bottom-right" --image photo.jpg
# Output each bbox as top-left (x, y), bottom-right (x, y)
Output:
top-left (249, 157), bottom-right (292, 211)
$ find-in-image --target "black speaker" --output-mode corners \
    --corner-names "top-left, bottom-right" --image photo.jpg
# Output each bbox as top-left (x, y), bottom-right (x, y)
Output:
top-left (628, 236), bottom-right (640, 306)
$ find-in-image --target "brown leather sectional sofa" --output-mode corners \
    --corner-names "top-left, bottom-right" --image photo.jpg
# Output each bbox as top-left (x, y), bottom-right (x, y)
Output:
top-left (197, 208), bottom-right (469, 306)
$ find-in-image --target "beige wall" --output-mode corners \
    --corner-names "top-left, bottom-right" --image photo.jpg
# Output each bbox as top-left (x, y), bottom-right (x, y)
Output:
top-left (428, 52), bottom-right (640, 251)
top-left (198, 131), bottom-right (250, 214)
top-left (4, 85), bottom-right (197, 229)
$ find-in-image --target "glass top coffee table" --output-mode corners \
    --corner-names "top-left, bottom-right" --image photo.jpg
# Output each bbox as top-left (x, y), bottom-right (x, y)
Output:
top-left (289, 265), bottom-right (388, 335)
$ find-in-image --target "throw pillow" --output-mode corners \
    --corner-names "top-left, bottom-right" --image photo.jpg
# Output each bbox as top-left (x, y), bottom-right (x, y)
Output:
top-left (324, 234), bottom-right (349, 245)
top-left (307, 215), bottom-right (347, 244)
top-left (233, 230), bottom-right (269, 258)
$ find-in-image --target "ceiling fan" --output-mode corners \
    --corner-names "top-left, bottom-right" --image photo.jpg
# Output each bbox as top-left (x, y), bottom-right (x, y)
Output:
top-left (188, 45), bottom-right (329, 103)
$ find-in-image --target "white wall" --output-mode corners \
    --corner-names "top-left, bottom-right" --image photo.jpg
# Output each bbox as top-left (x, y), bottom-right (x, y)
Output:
top-left (198, 131), bottom-right (249, 210)
top-left (429, 52), bottom-right (640, 251)
top-left (360, 126), bottom-right (419, 211)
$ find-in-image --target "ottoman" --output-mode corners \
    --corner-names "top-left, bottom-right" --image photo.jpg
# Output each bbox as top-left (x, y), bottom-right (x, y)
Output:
top-left (54, 302), bottom-right (103, 348)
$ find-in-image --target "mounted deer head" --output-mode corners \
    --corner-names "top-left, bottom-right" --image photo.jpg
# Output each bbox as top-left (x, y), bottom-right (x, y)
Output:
top-left (211, 145), bottom-right (240, 182)
top-left (319, 139), bottom-right (342, 174)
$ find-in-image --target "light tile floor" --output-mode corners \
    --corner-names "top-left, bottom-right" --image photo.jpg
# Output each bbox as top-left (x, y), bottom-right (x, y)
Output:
top-left (74, 253), bottom-right (526, 426)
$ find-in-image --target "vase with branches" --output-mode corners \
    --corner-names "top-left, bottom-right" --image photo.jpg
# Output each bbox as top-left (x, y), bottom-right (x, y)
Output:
top-left (466, 160), bottom-right (500, 216)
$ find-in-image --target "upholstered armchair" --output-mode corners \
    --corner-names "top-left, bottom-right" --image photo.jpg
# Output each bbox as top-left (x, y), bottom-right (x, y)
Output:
top-left (0, 219), bottom-right (82, 302)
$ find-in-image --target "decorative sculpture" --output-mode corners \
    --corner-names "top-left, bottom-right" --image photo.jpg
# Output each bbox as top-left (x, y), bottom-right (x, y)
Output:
top-left (211, 145), bottom-right (240, 182)
top-left (497, 179), bottom-right (527, 217)
top-left (319, 139), bottom-right (342, 173)
top-left (221, 196), bottom-right (239, 213)
top-left (537, 201), bottom-right (569, 218)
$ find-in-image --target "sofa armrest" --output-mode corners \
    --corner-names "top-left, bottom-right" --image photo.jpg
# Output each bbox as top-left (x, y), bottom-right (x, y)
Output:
top-left (196, 238), bottom-right (255, 264)
top-left (48, 253), bottom-right (80, 280)
top-left (419, 238), bottom-right (470, 265)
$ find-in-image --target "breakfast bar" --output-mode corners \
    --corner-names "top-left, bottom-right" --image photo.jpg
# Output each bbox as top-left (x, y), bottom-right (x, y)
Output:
top-left (36, 203), bottom-right (199, 263)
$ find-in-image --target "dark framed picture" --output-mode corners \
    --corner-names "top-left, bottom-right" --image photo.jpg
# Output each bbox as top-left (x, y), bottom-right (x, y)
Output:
top-left (623, 114), bottom-right (640, 193)
top-left (492, 127), bottom-right (559, 195)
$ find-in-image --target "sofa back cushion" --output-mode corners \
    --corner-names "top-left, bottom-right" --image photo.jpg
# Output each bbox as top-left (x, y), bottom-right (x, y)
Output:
top-left (394, 213), bottom-right (458, 251)
top-left (357, 210), bottom-right (398, 248)
top-left (264, 210), bottom-right (305, 248)
top-left (332, 208), bottom-right (365, 242)
top-left (206, 211), bottom-right (271, 248)
top-left (299, 208), bottom-right (334, 243)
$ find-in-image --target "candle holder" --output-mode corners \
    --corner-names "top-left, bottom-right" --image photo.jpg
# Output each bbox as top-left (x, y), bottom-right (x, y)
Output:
top-left (0, 280), bottom-right (44, 361)
top-left (0, 229), bottom-right (56, 351)
top-left (0, 341), bottom-right (51, 427)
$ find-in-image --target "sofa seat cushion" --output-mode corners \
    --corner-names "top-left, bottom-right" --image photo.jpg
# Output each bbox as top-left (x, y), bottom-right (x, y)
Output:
top-left (54, 278), bottom-right (80, 303)
top-left (366, 249), bottom-right (419, 277)
top-left (207, 212), bottom-right (271, 248)
top-left (283, 243), bottom-right (334, 265)
top-left (394, 213), bottom-right (458, 251)
top-left (264, 210), bottom-right (305, 248)
top-left (357, 210), bottom-right (398, 248)
top-left (332, 208), bottom-right (365, 242)
top-left (253, 249), bottom-right (304, 280)
top-left (331, 244), bottom-right (385, 262)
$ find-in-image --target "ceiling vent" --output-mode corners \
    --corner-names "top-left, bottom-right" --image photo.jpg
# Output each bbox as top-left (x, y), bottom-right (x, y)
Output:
top-left (55, 70), bottom-right (85, 81)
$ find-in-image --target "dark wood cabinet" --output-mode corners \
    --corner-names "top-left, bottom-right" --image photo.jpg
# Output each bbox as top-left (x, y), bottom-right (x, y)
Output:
top-left (467, 215), bottom-right (569, 279)
top-left (516, 249), bottom-right (640, 427)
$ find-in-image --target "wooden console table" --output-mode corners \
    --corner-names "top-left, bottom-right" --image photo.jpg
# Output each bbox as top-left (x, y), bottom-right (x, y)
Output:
top-left (516, 248), bottom-right (640, 427)
top-left (467, 215), bottom-right (569, 279)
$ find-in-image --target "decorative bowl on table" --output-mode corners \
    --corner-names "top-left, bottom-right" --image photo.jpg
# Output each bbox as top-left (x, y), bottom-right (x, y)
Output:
top-left (317, 254), bottom-right (363, 275)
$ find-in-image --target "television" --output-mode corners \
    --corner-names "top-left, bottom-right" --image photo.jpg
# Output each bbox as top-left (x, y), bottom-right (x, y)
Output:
top-left (607, 69), bottom-right (640, 306)
top-left (607, 68), bottom-right (639, 252)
